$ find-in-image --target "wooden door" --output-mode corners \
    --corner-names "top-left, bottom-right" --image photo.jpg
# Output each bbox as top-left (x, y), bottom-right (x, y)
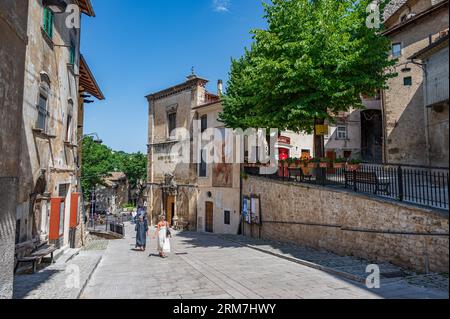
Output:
top-left (326, 151), bottom-right (337, 174)
top-left (166, 196), bottom-right (175, 226)
top-left (205, 202), bottom-right (214, 233)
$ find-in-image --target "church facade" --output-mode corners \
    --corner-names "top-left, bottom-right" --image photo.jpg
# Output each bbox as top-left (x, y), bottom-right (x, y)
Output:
top-left (146, 75), bottom-right (241, 234)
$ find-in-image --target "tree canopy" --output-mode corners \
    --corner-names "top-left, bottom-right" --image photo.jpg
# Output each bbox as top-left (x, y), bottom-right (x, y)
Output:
top-left (81, 137), bottom-right (147, 199)
top-left (220, 0), bottom-right (395, 134)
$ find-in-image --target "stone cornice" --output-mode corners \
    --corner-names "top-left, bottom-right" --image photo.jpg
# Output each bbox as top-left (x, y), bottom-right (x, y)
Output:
top-left (146, 77), bottom-right (208, 101)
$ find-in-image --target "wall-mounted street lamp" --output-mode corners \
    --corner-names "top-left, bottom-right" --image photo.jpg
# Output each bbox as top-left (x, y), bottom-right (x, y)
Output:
top-left (42, 0), bottom-right (68, 13)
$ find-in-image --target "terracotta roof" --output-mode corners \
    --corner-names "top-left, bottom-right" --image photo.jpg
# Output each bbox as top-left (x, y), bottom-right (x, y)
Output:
top-left (146, 76), bottom-right (208, 101)
top-left (77, 0), bottom-right (95, 17)
top-left (102, 172), bottom-right (127, 187)
top-left (79, 55), bottom-right (105, 100)
top-left (383, 0), bottom-right (408, 22)
top-left (383, 0), bottom-right (449, 36)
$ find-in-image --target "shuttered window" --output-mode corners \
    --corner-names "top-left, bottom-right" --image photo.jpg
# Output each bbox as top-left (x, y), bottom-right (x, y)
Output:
top-left (69, 43), bottom-right (76, 65)
top-left (37, 94), bottom-right (48, 131)
top-left (43, 7), bottom-right (54, 38)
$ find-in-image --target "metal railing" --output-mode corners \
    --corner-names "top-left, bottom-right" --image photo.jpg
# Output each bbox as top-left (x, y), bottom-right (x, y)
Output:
top-left (88, 215), bottom-right (126, 236)
top-left (245, 163), bottom-right (449, 210)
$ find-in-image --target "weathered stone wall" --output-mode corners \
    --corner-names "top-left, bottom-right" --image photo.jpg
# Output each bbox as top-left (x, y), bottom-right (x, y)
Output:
top-left (426, 46), bottom-right (449, 168)
top-left (243, 176), bottom-right (449, 273)
top-left (0, 0), bottom-right (29, 299)
top-left (16, 0), bottom-right (82, 248)
top-left (383, 2), bottom-right (448, 165)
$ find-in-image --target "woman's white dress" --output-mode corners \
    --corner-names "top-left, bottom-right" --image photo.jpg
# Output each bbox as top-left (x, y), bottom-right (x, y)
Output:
top-left (158, 225), bottom-right (171, 253)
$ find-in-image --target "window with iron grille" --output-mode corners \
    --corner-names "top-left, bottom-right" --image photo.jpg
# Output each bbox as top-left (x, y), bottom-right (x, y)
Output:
top-left (404, 76), bottom-right (412, 86)
top-left (337, 126), bottom-right (348, 140)
top-left (58, 184), bottom-right (69, 198)
top-left (37, 94), bottom-right (48, 131)
top-left (168, 112), bottom-right (176, 137)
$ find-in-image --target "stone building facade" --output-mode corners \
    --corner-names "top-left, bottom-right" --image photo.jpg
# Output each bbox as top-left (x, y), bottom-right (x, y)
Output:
top-left (381, 0), bottom-right (449, 166)
top-left (95, 172), bottom-right (130, 215)
top-left (146, 75), bottom-right (241, 234)
top-left (193, 101), bottom-right (241, 234)
top-left (410, 33), bottom-right (449, 168)
top-left (11, 0), bottom-right (103, 253)
top-left (0, 0), bottom-right (29, 300)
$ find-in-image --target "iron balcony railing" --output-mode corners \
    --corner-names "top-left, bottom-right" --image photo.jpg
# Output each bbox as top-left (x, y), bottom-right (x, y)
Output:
top-left (244, 163), bottom-right (449, 210)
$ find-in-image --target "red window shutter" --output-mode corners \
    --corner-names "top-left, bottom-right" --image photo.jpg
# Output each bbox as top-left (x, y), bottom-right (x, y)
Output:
top-left (70, 193), bottom-right (79, 228)
top-left (49, 198), bottom-right (62, 240)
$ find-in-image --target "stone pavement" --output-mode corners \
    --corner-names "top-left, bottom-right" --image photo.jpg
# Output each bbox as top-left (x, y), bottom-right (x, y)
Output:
top-left (13, 242), bottom-right (106, 299)
top-left (79, 223), bottom-right (448, 299)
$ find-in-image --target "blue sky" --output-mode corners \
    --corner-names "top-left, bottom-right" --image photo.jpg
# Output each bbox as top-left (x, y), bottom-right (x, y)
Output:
top-left (81, 0), bottom-right (266, 153)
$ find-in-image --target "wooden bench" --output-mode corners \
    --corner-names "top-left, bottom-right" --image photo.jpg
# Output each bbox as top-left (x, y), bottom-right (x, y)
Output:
top-left (344, 171), bottom-right (391, 195)
top-left (15, 242), bottom-right (57, 274)
top-left (289, 168), bottom-right (313, 182)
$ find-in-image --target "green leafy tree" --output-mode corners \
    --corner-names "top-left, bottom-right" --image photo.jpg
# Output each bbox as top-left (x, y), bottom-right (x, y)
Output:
top-left (81, 137), bottom-right (116, 198)
top-left (220, 0), bottom-right (395, 157)
top-left (81, 137), bottom-right (147, 199)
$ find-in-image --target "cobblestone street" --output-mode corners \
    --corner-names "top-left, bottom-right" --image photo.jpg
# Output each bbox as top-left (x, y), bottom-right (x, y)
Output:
top-left (74, 224), bottom-right (448, 300)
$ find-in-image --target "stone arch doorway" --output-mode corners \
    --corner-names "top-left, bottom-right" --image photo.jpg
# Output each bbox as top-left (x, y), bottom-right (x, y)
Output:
top-left (361, 110), bottom-right (383, 163)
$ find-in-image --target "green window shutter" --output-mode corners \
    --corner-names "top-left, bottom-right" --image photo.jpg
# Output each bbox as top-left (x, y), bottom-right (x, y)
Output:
top-left (69, 44), bottom-right (75, 64)
top-left (43, 8), bottom-right (48, 32)
top-left (43, 8), bottom-right (54, 38)
top-left (48, 10), bottom-right (53, 38)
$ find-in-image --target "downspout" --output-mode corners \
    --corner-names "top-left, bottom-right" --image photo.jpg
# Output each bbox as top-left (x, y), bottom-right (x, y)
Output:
top-left (423, 63), bottom-right (431, 167)
top-left (381, 89), bottom-right (388, 164)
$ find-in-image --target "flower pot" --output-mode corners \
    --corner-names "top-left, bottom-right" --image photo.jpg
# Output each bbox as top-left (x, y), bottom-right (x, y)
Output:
top-left (319, 162), bottom-right (330, 168)
top-left (333, 163), bottom-right (345, 169)
top-left (308, 163), bottom-right (319, 169)
top-left (347, 164), bottom-right (361, 171)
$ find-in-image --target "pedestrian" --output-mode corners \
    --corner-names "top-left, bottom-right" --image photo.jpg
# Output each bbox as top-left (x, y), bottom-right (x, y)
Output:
top-left (131, 209), bottom-right (137, 224)
top-left (135, 214), bottom-right (149, 251)
top-left (154, 215), bottom-right (171, 258)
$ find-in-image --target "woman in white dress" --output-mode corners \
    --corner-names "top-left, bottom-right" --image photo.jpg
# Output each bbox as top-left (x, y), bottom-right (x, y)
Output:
top-left (154, 215), bottom-right (171, 258)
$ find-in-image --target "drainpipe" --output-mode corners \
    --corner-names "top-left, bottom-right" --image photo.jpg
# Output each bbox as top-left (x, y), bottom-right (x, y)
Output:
top-left (381, 90), bottom-right (388, 164)
top-left (423, 64), bottom-right (431, 168)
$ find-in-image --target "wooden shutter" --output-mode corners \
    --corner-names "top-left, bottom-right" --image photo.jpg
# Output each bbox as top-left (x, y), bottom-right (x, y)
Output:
top-left (49, 198), bottom-right (62, 240)
top-left (70, 193), bottom-right (79, 228)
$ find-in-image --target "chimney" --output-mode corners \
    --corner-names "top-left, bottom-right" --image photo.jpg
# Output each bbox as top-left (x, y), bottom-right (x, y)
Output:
top-left (217, 79), bottom-right (223, 96)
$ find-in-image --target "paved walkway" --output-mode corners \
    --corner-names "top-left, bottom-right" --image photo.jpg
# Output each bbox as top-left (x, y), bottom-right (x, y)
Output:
top-left (13, 244), bottom-right (105, 299)
top-left (80, 224), bottom-right (448, 299)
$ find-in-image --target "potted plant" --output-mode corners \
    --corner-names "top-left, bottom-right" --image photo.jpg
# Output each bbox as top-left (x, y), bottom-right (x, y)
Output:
top-left (347, 158), bottom-right (362, 171)
top-left (300, 156), bottom-right (311, 168)
top-left (294, 157), bottom-right (303, 168)
top-left (319, 157), bottom-right (331, 168)
top-left (308, 157), bottom-right (320, 169)
top-left (286, 157), bottom-right (294, 168)
top-left (333, 157), bottom-right (347, 169)
top-left (240, 171), bottom-right (249, 180)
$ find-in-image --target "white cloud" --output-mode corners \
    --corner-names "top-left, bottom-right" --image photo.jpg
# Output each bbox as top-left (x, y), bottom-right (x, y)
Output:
top-left (212, 0), bottom-right (230, 13)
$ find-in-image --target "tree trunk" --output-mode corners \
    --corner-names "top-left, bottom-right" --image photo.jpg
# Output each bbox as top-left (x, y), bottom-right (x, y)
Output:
top-left (314, 118), bottom-right (325, 158)
top-left (314, 118), bottom-right (326, 184)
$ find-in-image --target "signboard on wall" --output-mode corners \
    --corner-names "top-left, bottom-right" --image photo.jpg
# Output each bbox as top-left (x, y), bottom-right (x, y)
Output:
top-left (315, 124), bottom-right (329, 136)
top-left (242, 195), bottom-right (261, 225)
